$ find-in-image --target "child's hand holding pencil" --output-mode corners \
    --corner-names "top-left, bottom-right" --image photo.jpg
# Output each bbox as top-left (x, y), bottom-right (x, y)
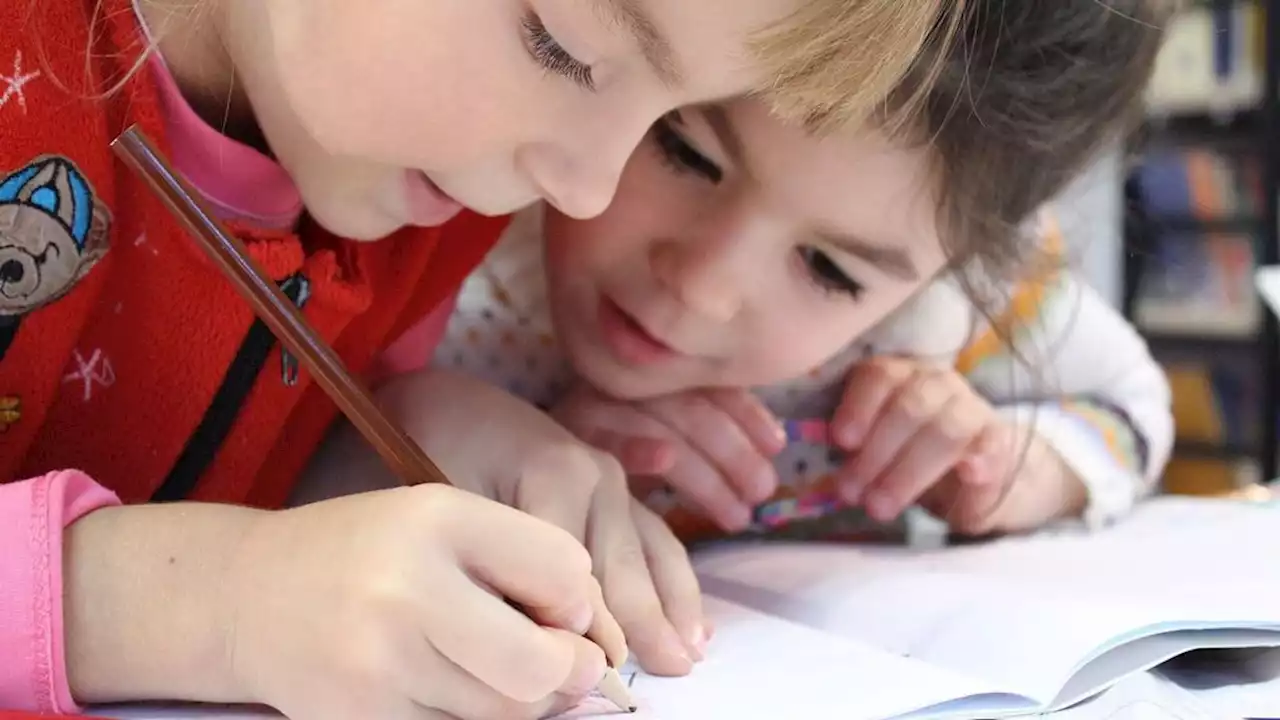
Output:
top-left (218, 484), bottom-right (625, 720)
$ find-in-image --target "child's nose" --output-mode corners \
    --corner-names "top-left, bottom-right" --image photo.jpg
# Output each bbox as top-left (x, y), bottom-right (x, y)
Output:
top-left (516, 126), bottom-right (644, 220)
top-left (650, 241), bottom-right (741, 323)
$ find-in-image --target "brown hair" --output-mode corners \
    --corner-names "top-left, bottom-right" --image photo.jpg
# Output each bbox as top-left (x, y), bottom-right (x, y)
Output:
top-left (887, 0), bottom-right (1175, 283)
top-left (879, 0), bottom-right (1174, 529)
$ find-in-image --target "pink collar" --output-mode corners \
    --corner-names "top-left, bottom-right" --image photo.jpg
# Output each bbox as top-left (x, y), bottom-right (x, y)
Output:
top-left (147, 52), bottom-right (304, 230)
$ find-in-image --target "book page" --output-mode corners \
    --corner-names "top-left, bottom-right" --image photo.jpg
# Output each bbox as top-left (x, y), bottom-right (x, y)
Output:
top-left (1038, 671), bottom-right (1219, 720)
top-left (693, 498), bottom-right (1280, 705)
top-left (557, 596), bottom-right (1013, 720)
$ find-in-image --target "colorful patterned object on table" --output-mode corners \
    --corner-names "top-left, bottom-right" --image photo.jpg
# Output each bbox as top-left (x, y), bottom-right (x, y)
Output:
top-left (652, 417), bottom-right (907, 544)
top-left (752, 419), bottom-right (841, 529)
top-left (750, 472), bottom-right (843, 530)
top-left (753, 418), bottom-right (908, 542)
top-left (783, 417), bottom-right (835, 444)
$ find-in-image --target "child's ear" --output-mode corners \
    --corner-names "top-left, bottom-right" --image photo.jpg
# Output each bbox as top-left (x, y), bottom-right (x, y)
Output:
top-left (82, 197), bottom-right (112, 262)
top-left (72, 199), bottom-right (113, 284)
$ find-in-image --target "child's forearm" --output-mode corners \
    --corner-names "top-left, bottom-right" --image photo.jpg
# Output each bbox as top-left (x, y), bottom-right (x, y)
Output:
top-left (64, 502), bottom-right (265, 705)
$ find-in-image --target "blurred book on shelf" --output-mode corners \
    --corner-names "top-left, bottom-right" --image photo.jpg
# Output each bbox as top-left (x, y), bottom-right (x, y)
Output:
top-left (1133, 232), bottom-right (1258, 336)
top-left (1161, 354), bottom-right (1265, 494)
top-left (1135, 146), bottom-right (1262, 219)
top-left (1146, 1), bottom-right (1264, 117)
top-left (1130, 135), bottom-right (1266, 336)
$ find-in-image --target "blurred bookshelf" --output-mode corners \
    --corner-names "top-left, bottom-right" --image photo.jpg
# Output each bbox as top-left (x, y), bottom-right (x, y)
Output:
top-left (1123, 0), bottom-right (1278, 493)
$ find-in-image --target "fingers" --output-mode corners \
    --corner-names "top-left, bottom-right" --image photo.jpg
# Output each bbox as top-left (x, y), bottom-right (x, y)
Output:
top-left (702, 388), bottom-right (787, 456)
top-left (587, 456), bottom-right (694, 677)
top-left (645, 393), bottom-right (779, 506)
top-left (423, 563), bottom-right (586, 704)
top-left (837, 364), bottom-right (955, 504)
top-left (615, 435), bottom-right (678, 476)
top-left (501, 447), bottom-right (632, 669)
top-left (959, 423), bottom-right (1017, 488)
top-left (553, 385), bottom-right (778, 533)
top-left (832, 357), bottom-right (917, 448)
top-left (631, 499), bottom-right (707, 661)
top-left (662, 440), bottom-right (753, 532)
top-left (436, 487), bottom-right (605, 647)
top-left (557, 396), bottom-right (678, 476)
top-left (403, 627), bottom-right (602, 720)
top-left (858, 392), bottom-right (987, 522)
top-left (547, 626), bottom-right (616, 698)
top-left (933, 425), bottom-right (1023, 534)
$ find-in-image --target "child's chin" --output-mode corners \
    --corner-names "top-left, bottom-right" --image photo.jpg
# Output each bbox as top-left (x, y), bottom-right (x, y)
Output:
top-left (577, 357), bottom-right (667, 401)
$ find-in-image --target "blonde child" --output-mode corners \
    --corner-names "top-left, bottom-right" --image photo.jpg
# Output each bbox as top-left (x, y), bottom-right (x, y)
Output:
top-left (0, 0), bottom-right (961, 717)
top-left (433, 0), bottom-right (1175, 559)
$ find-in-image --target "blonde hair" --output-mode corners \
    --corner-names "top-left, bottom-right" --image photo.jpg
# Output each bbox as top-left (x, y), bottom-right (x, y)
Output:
top-left (40, 0), bottom-right (958, 136)
top-left (751, 0), bottom-right (965, 133)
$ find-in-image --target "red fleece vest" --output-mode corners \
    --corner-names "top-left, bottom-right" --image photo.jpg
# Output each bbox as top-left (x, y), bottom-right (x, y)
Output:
top-left (0, 0), bottom-right (506, 507)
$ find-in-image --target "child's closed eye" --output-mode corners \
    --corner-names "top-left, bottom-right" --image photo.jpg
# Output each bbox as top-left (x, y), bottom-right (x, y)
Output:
top-left (651, 114), bottom-right (723, 183)
top-left (521, 12), bottom-right (595, 91)
top-left (796, 246), bottom-right (864, 299)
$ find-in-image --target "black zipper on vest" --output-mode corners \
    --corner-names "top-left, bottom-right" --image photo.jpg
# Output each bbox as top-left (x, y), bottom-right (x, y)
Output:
top-left (151, 274), bottom-right (311, 502)
top-left (0, 314), bottom-right (22, 361)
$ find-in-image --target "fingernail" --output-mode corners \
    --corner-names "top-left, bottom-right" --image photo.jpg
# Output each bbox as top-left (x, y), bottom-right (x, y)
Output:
top-left (866, 492), bottom-right (894, 521)
top-left (841, 479), bottom-right (865, 505)
top-left (750, 468), bottom-right (777, 503)
top-left (663, 625), bottom-right (693, 664)
top-left (837, 423), bottom-right (862, 448)
top-left (724, 504), bottom-right (753, 532)
top-left (769, 422), bottom-right (787, 452)
top-left (566, 661), bottom-right (608, 697)
top-left (686, 624), bottom-right (707, 661)
top-left (567, 602), bottom-right (594, 636)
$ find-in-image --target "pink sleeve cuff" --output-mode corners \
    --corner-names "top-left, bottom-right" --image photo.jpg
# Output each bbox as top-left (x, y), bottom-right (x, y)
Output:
top-left (0, 471), bottom-right (121, 714)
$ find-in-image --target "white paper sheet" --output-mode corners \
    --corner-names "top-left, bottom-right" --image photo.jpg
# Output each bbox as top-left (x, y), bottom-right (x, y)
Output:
top-left (559, 595), bottom-right (1001, 720)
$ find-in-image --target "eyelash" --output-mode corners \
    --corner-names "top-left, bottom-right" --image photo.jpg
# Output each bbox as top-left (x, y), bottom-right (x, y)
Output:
top-left (796, 247), bottom-right (864, 299)
top-left (651, 115), bottom-right (723, 183)
top-left (651, 116), bottom-right (864, 300)
top-left (521, 13), bottom-right (595, 91)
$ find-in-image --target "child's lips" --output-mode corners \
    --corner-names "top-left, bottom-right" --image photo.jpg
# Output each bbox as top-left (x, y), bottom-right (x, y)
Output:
top-left (597, 296), bottom-right (680, 366)
top-left (402, 170), bottom-right (463, 227)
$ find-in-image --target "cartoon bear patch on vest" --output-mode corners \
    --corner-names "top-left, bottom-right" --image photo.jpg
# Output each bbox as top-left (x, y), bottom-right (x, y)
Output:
top-left (0, 155), bottom-right (111, 359)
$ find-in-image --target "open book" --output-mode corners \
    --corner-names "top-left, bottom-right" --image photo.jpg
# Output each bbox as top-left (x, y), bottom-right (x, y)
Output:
top-left (568, 496), bottom-right (1280, 720)
top-left (94, 497), bottom-right (1279, 720)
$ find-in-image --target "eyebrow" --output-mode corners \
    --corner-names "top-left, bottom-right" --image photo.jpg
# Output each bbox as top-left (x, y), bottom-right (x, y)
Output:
top-left (700, 104), bottom-right (745, 164)
top-left (593, 0), bottom-right (681, 86)
top-left (818, 232), bottom-right (920, 281)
